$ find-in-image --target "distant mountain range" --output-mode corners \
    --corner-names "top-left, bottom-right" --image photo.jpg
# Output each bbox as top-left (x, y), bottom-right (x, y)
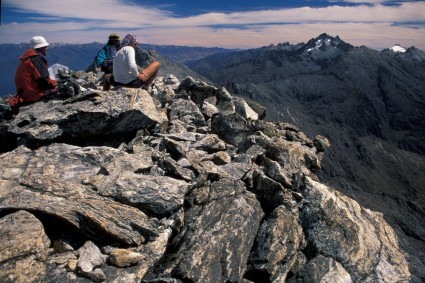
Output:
top-left (0, 42), bottom-right (235, 97)
top-left (188, 33), bottom-right (425, 275)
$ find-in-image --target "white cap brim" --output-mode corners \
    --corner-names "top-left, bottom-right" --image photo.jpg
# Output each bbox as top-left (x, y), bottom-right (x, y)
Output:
top-left (34, 42), bottom-right (49, 49)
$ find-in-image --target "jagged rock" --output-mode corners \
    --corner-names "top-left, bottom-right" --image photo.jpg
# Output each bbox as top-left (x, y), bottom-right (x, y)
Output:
top-left (266, 138), bottom-right (320, 176)
top-left (109, 249), bottom-right (144, 268)
top-left (176, 157), bottom-right (191, 167)
top-left (216, 87), bottom-right (236, 114)
top-left (76, 241), bottom-right (107, 282)
top-left (191, 133), bottom-right (227, 153)
top-left (169, 98), bottom-right (205, 128)
top-left (77, 241), bottom-right (105, 273)
top-left (136, 227), bottom-right (173, 279)
top-left (257, 155), bottom-right (293, 188)
top-left (47, 251), bottom-right (77, 266)
top-left (313, 135), bottom-right (330, 152)
top-left (152, 85), bottom-right (175, 107)
top-left (143, 277), bottom-right (181, 283)
top-left (1, 72), bottom-right (417, 282)
top-left (201, 150), bottom-right (231, 165)
top-left (0, 210), bottom-right (51, 263)
top-left (233, 97), bottom-right (259, 120)
top-left (0, 210), bottom-right (51, 283)
top-left (163, 74), bottom-right (180, 86)
top-left (0, 144), bottom-right (158, 246)
top-left (219, 157), bottom-right (257, 182)
top-left (177, 76), bottom-right (217, 106)
top-left (106, 173), bottom-right (190, 217)
top-left (247, 205), bottom-right (305, 282)
top-left (252, 170), bottom-right (298, 215)
top-left (155, 154), bottom-right (195, 181)
top-left (83, 268), bottom-right (106, 283)
top-left (287, 255), bottom-right (352, 283)
top-left (7, 88), bottom-right (168, 147)
top-left (157, 132), bottom-right (200, 142)
top-left (130, 143), bottom-right (155, 167)
top-left (201, 101), bottom-right (219, 117)
top-left (154, 74), bottom-right (181, 91)
top-left (185, 150), bottom-right (232, 180)
top-left (245, 100), bottom-right (267, 119)
top-left (159, 137), bottom-right (189, 160)
top-left (191, 37), bottom-right (425, 281)
top-left (211, 112), bottom-right (250, 147)
top-left (300, 177), bottom-right (411, 282)
top-left (102, 229), bottom-right (174, 283)
top-left (67, 259), bottom-right (78, 272)
top-left (160, 178), bottom-right (264, 282)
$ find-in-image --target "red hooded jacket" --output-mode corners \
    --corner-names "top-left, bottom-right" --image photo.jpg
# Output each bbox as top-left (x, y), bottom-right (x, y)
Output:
top-left (14, 48), bottom-right (57, 104)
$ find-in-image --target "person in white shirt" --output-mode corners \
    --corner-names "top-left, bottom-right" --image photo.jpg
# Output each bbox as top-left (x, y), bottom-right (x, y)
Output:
top-left (107, 34), bottom-right (160, 91)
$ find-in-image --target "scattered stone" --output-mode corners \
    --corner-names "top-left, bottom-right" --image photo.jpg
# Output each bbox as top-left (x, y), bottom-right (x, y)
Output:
top-left (109, 249), bottom-right (145, 267)
top-left (67, 259), bottom-right (78, 272)
top-left (77, 241), bottom-right (105, 273)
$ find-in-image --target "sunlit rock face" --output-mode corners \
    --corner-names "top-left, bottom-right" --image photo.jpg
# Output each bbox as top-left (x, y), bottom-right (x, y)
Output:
top-left (0, 73), bottom-right (416, 282)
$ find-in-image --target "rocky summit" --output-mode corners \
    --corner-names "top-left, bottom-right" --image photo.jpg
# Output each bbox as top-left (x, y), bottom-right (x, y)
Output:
top-left (0, 71), bottom-right (418, 282)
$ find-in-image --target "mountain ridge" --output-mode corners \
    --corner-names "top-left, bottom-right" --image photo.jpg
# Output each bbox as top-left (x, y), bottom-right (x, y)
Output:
top-left (3, 35), bottom-right (423, 96)
top-left (187, 33), bottom-right (425, 279)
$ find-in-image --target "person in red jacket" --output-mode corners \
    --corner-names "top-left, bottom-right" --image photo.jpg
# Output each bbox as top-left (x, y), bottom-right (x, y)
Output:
top-left (11, 36), bottom-right (57, 106)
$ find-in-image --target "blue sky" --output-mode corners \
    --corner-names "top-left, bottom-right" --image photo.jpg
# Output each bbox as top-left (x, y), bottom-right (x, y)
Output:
top-left (1, 0), bottom-right (425, 50)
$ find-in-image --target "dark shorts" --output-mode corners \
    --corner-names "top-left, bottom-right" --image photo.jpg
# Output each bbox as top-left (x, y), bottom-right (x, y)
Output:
top-left (101, 64), bottom-right (113, 74)
top-left (110, 76), bottom-right (144, 88)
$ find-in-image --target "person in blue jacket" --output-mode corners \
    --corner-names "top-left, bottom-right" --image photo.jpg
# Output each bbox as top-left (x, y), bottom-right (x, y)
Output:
top-left (96, 33), bottom-right (120, 74)
top-left (96, 33), bottom-right (120, 90)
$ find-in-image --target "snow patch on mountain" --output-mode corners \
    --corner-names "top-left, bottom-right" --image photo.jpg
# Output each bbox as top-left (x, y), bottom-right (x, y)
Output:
top-left (307, 38), bottom-right (333, 52)
top-left (390, 44), bottom-right (406, 53)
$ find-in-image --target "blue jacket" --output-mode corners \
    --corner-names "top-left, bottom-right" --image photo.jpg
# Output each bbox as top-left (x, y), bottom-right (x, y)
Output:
top-left (96, 44), bottom-right (118, 66)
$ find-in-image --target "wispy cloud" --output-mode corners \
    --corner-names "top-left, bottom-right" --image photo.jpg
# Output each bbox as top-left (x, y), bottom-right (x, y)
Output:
top-left (3, 0), bottom-right (172, 23)
top-left (1, 0), bottom-right (424, 49)
top-left (328, 0), bottom-right (397, 4)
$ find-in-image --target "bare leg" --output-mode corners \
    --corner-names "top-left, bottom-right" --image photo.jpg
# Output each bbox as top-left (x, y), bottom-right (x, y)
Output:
top-left (139, 61), bottom-right (160, 89)
top-left (103, 74), bottom-right (112, 91)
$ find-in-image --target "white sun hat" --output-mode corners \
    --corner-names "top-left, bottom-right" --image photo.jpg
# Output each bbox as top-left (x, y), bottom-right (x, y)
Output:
top-left (30, 36), bottom-right (49, 49)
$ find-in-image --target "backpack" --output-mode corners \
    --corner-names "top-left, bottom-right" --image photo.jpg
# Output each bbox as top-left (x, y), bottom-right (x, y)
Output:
top-left (7, 89), bottom-right (23, 108)
top-left (55, 69), bottom-right (81, 98)
top-left (0, 103), bottom-right (14, 120)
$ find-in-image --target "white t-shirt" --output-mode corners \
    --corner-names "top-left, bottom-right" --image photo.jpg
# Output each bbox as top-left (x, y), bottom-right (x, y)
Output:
top-left (113, 46), bottom-right (139, 84)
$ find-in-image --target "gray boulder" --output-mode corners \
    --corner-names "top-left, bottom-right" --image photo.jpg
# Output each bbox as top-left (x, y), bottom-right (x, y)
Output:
top-left (0, 210), bottom-right (51, 283)
top-left (300, 177), bottom-right (411, 282)
top-left (8, 88), bottom-right (168, 147)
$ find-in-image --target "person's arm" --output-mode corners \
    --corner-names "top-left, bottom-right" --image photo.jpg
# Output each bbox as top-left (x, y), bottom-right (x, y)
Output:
top-left (31, 56), bottom-right (56, 90)
top-left (125, 47), bottom-right (140, 79)
top-left (96, 46), bottom-right (107, 66)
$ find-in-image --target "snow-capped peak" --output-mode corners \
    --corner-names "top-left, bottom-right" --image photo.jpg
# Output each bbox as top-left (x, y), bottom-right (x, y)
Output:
top-left (303, 33), bottom-right (352, 54)
top-left (307, 38), bottom-right (332, 52)
top-left (390, 44), bottom-right (406, 53)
